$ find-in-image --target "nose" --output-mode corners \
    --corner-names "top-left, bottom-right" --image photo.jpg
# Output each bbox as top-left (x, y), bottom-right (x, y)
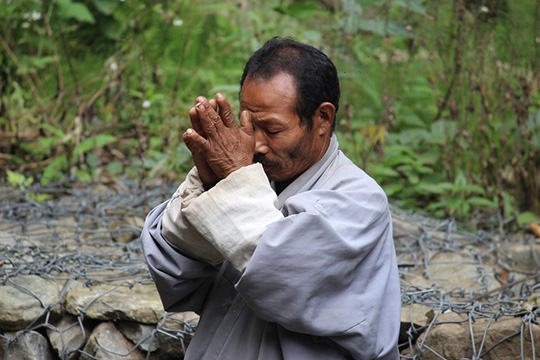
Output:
top-left (254, 130), bottom-right (269, 155)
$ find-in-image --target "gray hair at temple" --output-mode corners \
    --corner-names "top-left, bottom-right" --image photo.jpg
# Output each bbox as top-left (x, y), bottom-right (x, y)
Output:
top-left (240, 37), bottom-right (340, 132)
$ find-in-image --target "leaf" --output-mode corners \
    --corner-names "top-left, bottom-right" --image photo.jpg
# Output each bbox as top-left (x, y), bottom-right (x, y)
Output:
top-left (412, 163), bottom-right (433, 175)
top-left (57, 0), bottom-right (96, 23)
top-left (275, 1), bottom-right (322, 19)
top-left (357, 19), bottom-right (415, 38)
top-left (503, 191), bottom-right (515, 218)
top-left (416, 182), bottom-right (446, 195)
top-left (398, 129), bottom-right (430, 145)
top-left (7, 170), bottom-right (27, 188)
top-left (382, 183), bottom-right (404, 196)
top-left (28, 56), bottom-right (56, 70)
top-left (430, 120), bottom-right (457, 145)
top-left (384, 153), bottom-right (414, 167)
top-left (130, 89), bottom-right (144, 98)
top-left (39, 123), bottom-right (67, 139)
top-left (393, 0), bottom-right (427, 15)
top-left (467, 197), bottom-right (498, 208)
top-left (107, 161), bottom-right (123, 176)
top-left (27, 192), bottom-right (52, 202)
top-left (41, 155), bottom-right (69, 185)
top-left (76, 169), bottom-right (92, 182)
top-left (369, 164), bottom-right (400, 178)
top-left (517, 212), bottom-right (539, 227)
top-left (101, 17), bottom-right (124, 39)
top-left (397, 112), bottom-right (427, 129)
top-left (92, 0), bottom-right (118, 15)
top-left (73, 134), bottom-right (117, 157)
top-left (360, 125), bottom-right (385, 146)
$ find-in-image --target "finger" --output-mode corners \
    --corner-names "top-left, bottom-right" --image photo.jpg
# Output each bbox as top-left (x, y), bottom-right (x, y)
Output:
top-left (196, 96), bottom-right (208, 104)
top-left (189, 106), bottom-right (206, 138)
top-left (239, 110), bottom-right (254, 136)
top-left (183, 128), bottom-right (208, 153)
top-left (216, 93), bottom-right (236, 128)
top-left (195, 101), bottom-right (221, 135)
top-left (195, 96), bottom-right (217, 111)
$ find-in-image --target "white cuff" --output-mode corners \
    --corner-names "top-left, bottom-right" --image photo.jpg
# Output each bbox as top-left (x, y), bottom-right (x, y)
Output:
top-left (182, 163), bottom-right (284, 271)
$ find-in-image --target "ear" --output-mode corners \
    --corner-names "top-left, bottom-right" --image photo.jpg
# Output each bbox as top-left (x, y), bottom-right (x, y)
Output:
top-left (312, 102), bottom-right (335, 136)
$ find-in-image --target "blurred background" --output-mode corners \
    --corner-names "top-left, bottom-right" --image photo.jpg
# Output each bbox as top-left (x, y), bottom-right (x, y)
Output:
top-left (1, 0), bottom-right (539, 230)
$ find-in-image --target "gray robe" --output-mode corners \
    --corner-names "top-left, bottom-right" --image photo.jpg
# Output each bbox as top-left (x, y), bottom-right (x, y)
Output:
top-left (141, 136), bottom-right (401, 359)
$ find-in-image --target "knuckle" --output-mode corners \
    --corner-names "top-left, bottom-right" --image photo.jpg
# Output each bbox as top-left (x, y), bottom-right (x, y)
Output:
top-left (222, 108), bottom-right (233, 120)
top-left (204, 122), bottom-right (215, 133)
top-left (210, 112), bottom-right (221, 123)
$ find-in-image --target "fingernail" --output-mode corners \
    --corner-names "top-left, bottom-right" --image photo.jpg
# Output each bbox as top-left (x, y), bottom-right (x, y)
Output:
top-left (186, 129), bottom-right (193, 135)
top-left (197, 102), bottom-right (204, 109)
top-left (216, 93), bottom-right (224, 100)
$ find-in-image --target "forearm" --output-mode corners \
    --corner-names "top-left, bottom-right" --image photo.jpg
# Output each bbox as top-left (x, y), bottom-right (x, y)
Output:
top-left (141, 201), bottom-right (218, 313)
top-left (161, 167), bottom-right (224, 265)
top-left (182, 163), bottom-right (284, 271)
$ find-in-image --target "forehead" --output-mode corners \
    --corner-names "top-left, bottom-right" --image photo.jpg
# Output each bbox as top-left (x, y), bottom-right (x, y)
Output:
top-left (240, 73), bottom-right (297, 113)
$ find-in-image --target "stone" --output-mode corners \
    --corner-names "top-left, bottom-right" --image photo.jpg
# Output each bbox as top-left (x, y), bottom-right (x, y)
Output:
top-left (0, 227), bottom-right (17, 247)
top-left (109, 217), bottom-right (145, 243)
top-left (21, 223), bottom-right (56, 241)
top-left (400, 304), bottom-right (435, 328)
top-left (0, 330), bottom-right (54, 360)
top-left (81, 322), bottom-right (144, 360)
top-left (399, 304), bottom-right (436, 350)
top-left (49, 217), bottom-right (79, 241)
top-left (46, 314), bottom-right (91, 360)
top-left (405, 312), bottom-right (540, 359)
top-left (117, 321), bottom-right (159, 352)
top-left (64, 281), bottom-right (165, 323)
top-left (500, 242), bottom-right (540, 274)
top-left (404, 251), bottom-right (498, 296)
top-left (0, 275), bottom-right (62, 330)
top-left (156, 312), bottom-right (199, 358)
top-left (392, 217), bottom-right (422, 239)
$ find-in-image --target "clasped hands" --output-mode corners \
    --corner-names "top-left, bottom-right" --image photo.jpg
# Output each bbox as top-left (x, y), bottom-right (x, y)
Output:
top-left (183, 93), bottom-right (255, 190)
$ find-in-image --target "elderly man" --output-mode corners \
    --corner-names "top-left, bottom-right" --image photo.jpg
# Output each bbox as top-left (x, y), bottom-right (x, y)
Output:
top-left (141, 38), bottom-right (400, 359)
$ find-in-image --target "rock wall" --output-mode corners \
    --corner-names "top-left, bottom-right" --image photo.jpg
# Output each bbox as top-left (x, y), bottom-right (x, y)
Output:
top-left (0, 273), bottom-right (198, 359)
top-left (1, 182), bottom-right (538, 359)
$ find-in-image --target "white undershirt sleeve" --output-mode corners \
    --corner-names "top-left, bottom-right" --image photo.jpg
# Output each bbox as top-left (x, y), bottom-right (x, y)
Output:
top-left (182, 163), bottom-right (284, 271)
top-left (161, 167), bottom-right (224, 265)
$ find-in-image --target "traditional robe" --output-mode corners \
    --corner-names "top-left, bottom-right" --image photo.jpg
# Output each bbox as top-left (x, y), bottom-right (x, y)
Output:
top-left (141, 135), bottom-right (401, 359)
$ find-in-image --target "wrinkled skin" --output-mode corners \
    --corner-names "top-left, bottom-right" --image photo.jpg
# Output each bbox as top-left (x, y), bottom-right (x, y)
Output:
top-left (183, 72), bottom-right (335, 192)
top-left (183, 94), bottom-right (254, 188)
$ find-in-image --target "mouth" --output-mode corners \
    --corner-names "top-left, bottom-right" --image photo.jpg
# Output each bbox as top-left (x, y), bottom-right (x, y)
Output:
top-left (254, 156), bottom-right (279, 170)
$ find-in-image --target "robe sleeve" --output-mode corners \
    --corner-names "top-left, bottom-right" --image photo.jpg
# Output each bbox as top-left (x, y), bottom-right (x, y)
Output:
top-left (235, 188), bottom-right (400, 359)
top-left (141, 201), bottom-right (219, 313)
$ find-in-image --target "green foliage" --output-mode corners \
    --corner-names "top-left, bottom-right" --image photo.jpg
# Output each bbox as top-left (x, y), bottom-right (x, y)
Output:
top-left (57, 0), bottom-right (96, 23)
top-left (1, 0), bottom-right (539, 229)
top-left (6, 170), bottom-right (51, 202)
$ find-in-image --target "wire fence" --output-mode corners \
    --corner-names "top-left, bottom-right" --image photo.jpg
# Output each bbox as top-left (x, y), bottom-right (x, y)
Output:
top-left (0, 180), bottom-right (538, 359)
top-left (0, 179), bottom-right (194, 359)
top-left (392, 205), bottom-right (539, 359)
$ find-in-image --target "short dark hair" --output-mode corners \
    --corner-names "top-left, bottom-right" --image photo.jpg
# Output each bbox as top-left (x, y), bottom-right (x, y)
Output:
top-left (240, 37), bottom-right (340, 131)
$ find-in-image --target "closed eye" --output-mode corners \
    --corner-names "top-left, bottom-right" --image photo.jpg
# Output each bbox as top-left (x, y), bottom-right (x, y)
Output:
top-left (265, 129), bottom-right (282, 135)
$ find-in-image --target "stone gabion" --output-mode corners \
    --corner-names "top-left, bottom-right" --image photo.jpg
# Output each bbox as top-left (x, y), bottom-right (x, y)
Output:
top-left (1, 181), bottom-right (538, 359)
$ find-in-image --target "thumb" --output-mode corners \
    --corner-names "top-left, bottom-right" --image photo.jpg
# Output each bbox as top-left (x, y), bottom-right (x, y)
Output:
top-left (239, 110), bottom-right (253, 136)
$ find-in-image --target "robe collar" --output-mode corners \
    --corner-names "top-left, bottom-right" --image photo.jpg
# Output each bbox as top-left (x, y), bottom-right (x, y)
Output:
top-left (274, 133), bottom-right (339, 208)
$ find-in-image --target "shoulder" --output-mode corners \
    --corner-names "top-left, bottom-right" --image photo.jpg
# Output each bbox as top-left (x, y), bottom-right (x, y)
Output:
top-left (282, 151), bottom-right (389, 220)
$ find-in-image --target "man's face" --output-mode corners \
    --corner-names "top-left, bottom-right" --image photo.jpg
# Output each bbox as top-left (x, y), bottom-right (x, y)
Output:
top-left (240, 72), bottom-right (330, 187)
